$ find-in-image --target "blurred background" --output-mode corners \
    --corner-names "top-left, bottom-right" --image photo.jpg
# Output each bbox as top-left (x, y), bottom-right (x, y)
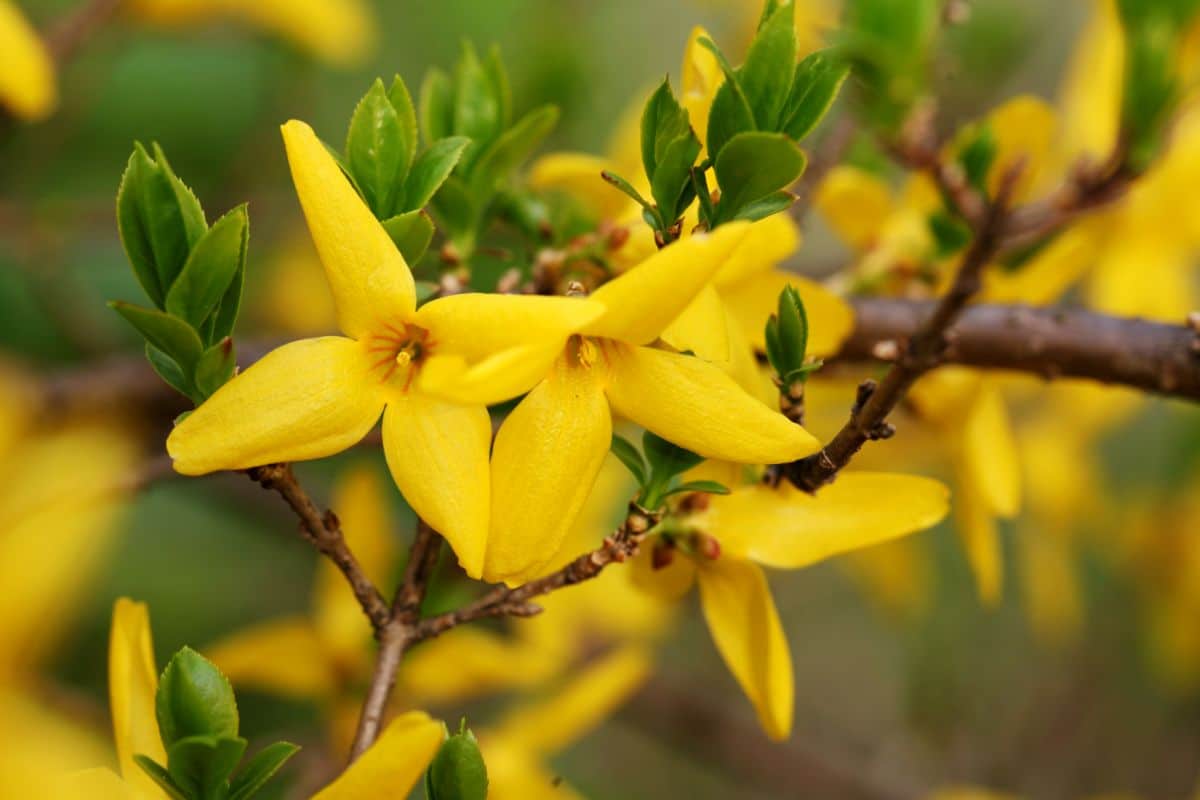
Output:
top-left (2, 0), bottom-right (1200, 798)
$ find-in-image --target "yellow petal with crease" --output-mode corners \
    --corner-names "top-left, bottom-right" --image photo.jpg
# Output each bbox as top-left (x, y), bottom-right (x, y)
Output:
top-left (816, 166), bottom-right (895, 252)
top-left (486, 356), bottom-right (611, 584)
top-left (415, 293), bottom-right (604, 363)
top-left (720, 269), bottom-right (854, 357)
top-left (419, 341), bottom-right (564, 407)
top-left (605, 343), bottom-right (819, 463)
top-left (109, 599), bottom-right (166, 793)
top-left (0, 0), bottom-right (56, 121)
top-left (313, 711), bottom-right (443, 800)
top-left (660, 284), bottom-right (731, 363)
top-left (585, 223), bottom-right (750, 344)
top-left (711, 214), bottom-right (801, 288)
top-left (696, 559), bottom-right (793, 740)
top-left (167, 337), bottom-right (384, 475)
top-left (382, 393), bottom-right (490, 579)
top-left (961, 383), bottom-right (1020, 518)
top-left (698, 473), bottom-right (949, 569)
top-left (528, 152), bottom-right (635, 220)
top-left (205, 618), bottom-right (338, 699)
top-left (282, 120), bottom-right (415, 338)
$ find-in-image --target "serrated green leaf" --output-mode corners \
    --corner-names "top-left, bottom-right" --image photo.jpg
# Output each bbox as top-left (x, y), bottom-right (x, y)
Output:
top-left (116, 147), bottom-right (165, 306)
top-left (713, 132), bottom-right (806, 224)
top-left (739, 2), bottom-right (797, 129)
top-left (134, 756), bottom-right (189, 800)
top-left (426, 728), bottom-right (488, 800)
top-left (346, 79), bottom-right (408, 218)
top-left (228, 742), bottom-right (301, 800)
top-left (111, 302), bottom-right (203, 373)
top-left (164, 205), bottom-right (247, 330)
top-left (157, 647), bottom-right (239, 748)
top-left (404, 136), bottom-right (471, 211)
top-left (610, 435), bottom-right (647, 486)
top-left (466, 105), bottom-right (558, 196)
top-left (419, 67), bottom-right (455, 144)
top-left (781, 50), bottom-right (850, 141)
top-left (195, 337), bottom-right (236, 399)
top-left (382, 210), bottom-right (436, 265)
top-left (154, 144), bottom-right (208, 250)
top-left (641, 78), bottom-right (693, 180)
top-left (167, 735), bottom-right (247, 800)
top-left (650, 133), bottom-right (701, 224)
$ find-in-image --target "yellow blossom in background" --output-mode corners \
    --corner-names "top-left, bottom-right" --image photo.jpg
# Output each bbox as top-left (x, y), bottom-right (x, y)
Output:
top-left (255, 232), bottom-right (339, 336)
top-left (632, 472), bottom-right (949, 739)
top-left (127, 0), bottom-right (376, 68)
top-left (167, 120), bottom-right (605, 579)
top-left (0, 0), bottom-right (56, 121)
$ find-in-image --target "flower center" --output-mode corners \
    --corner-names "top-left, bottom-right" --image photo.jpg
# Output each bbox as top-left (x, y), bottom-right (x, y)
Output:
top-left (566, 334), bottom-right (601, 369)
top-left (367, 322), bottom-right (434, 390)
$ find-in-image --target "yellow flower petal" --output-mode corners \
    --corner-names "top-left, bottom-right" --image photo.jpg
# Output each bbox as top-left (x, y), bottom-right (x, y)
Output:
top-left (681, 26), bottom-right (722, 154)
top-left (486, 355), bottom-right (611, 584)
top-left (490, 646), bottom-right (651, 756)
top-left (419, 341), bottom-right (565, 407)
top-left (986, 95), bottom-right (1057, 199)
top-left (1, 691), bottom-right (109, 796)
top-left (1057, 0), bottom-right (1123, 161)
top-left (961, 383), bottom-right (1020, 518)
top-left (528, 152), bottom-right (635, 220)
top-left (313, 710), bottom-right (443, 800)
top-left (955, 470), bottom-right (1003, 606)
top-left (0, 0), bottom-right (56, 121)
top-left (711, 214), bottom-right (801, 288)
top-left (816, 166), bottom-right (895, 252)
top-left (659, 284), bottom-right (731, 363)
top-left (109, 599), bottom-right (166, 792)
top-left (167, 337), bottom-right (384, 475)
top-left (54, 769), bottom-right (141, 800)
top-left (281, 119), bottom-right (415, 338)
top-left (605, 343), bottom-right (819, 463)
top-left (381, 393), bottom-right (490, 579)
top-left (398, 627), bottom-right (559, 705)
top-left (205, 618), bottom-right (338, 699)
top-left (696, 559), bottom-right (793, 740)
top-left (983, 226), bottom-right (1097, 304)
top-left (720, 269), bottom-right (854, 358)
top-left (585, 223), bottom-right (751, 344)
top-left (699, 473), bottom-right (949, 568)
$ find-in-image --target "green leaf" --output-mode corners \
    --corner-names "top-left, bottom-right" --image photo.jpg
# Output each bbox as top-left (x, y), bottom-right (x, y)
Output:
top-left (454, 42), bottom-right (504, 171)
top-left (146, 343), bottom-right (194, 399)
top-left (739, 1), bottom-right (797, 129)
top-left (156, 647), bottom-right (239, 748)
top-left (713, 132), bottom-right (806, 224)
top-left (641, 78), bottom-right (693, 180)
top-left (419, 67), bottom-right (455, 144)
top-left (346, 79), bottom-right (408, 218)
top-left (643, 431), bottom-right (705, 481)
top-left (732, 190), bottom-right (795, 222)
top-left (466, 105), bottom-right (559, 196)
top-left (228, 742), bottom-right (301, 800)
top-left (167, 735), bottom-right (247, 800)
top-left (484, 45), bottom-right (513, 131)
top-left (610, 435), bottom-right (647, 486)
top-left (116, 146), bottom-right (166, 306)
top-left (404, 136), bottom-right (471, 211)
top-left (664, 480), bottom-right (731, 498)
top-left (650, 134), bottom-right (701, 224)
top-left (111, 302), bottom-right (203, 373)
top-left (382, 210), bottom-right (436, 265)
top-left (415, 281), bottom-right (440, 305)
top-left (957, 122), bottom-right (997, 194)
top-left (134, 756), bottom-right (190, 800)
top-left (209, 247), bottom-right (245, 343)
top-left (154, 144), bottom-right (209, 251)
top-left (781, 50), bottom-right (850, 141)
top-left (765, 284), bottom-right (810, 382)
top-left (430, 175), bottom-right (477, 249)
top-left (425, 727), bottom-right (488, 800)
top-left (164, 205), bottom-right (247, 331)
top-left (195, 337), bottom-right (236, 400)
top-left (601, 170), bottom-right (653, 213)
top-left (701, 38), bottom-right (757, 160)
top-left (388, 74), bottom-right (420, 171)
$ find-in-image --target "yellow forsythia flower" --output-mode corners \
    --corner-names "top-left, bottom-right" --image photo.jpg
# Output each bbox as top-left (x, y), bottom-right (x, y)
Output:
top-left (167, 120), bottom-right (605, 580)
top-left (0, 0), bottom-right (56, 121)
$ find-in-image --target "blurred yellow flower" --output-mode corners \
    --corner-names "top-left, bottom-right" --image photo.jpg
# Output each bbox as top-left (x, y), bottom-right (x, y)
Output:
top-left (167, 120), bottom-right (605, 579)
top-left (0, 0), bottom-right (56, 121)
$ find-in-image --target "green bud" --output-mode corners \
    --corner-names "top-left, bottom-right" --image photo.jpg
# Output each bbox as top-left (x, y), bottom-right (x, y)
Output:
top-left (425, 725), bottom-right (488, 800)
top-left (764, 284), bottom-right (810, 384)
top-left (156, 647), bottom-right (239, 748)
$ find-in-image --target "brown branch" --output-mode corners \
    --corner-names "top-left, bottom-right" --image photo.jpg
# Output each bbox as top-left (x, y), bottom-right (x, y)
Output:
top-left (836, 299), bottom-right (1200, 401)
top-left (247, 463), bottom-right (391, 631)
top-left (46, 0), bottom-right (123, 63)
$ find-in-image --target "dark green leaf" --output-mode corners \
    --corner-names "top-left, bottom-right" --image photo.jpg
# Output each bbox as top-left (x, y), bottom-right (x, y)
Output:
top-left (388, 74), bottom-right (420, 171)
top-left (484, 45), bottom-right (513, 131)
top-left (664, 480), bottom-right (731, 498)
top-left (692, 165), bottom-right (716, 228)
top-left (454, 42), bottom-right (504, 171)
top-left (154, 144), bottom-right (208, 251)
top-left (430, 175), bottom-right (477, 247)
top-left (957, 122), bottom-right (997, 195)
top-left (346, 79), bottom-right (408, 217)
top-left (404, 136), bottom-right (471, 211)
top-left (116, 146), bottom-right (166, 306)
top-left (167, 735), bottom-right (247, 799)
top-left (641, 78), bottom-right (692, 179)
top-left (739, 2), bottom-right (797, 129)
top-left (156, 647), bottom-right (239, 747)
top-left (426, 727), bottom-right (488, 800)
top-left (164, 205), bottom-right (247, 330)
top-left (195, 338), bottom-right (236, 399)
top-left (610, 435), bottom-right (647, 486)
top-left (732, 190), bottom-right (795, 222)
top-left (601, 170), bottom-right (653, 212)
top-left (466, 105), bottom-right (559, 196)
top-left (110, 302), bottom-right (203, 372)
top-left (382, 210), bottom-right (436, 265)
top-left (146, 343), bottom-right (194, 399)
top-left (650, 134), bottom-right (701, 223)
top-left (419, 67), bottom-right (455, 144)
top-left (643, 431), bottom-right (705, 480)
top-left (776, 283), bottom-right (809, 374)
top-left (701, 38), bottom-right (757, 159)
top-left (210, 246), bottom-right (245, 344)
top-left (713, 132), bottom-right (806, 224)
top-left (781, 50), bottom-right (850, 141)
top-left (134, 756), bottom-right (189, 800)
top-left (228, 742), bottom-right (301, 800)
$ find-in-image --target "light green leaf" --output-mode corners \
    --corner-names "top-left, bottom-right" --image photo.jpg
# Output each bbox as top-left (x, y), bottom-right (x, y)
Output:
top-left (156, 647), bottom-right (239, 747)
top-left (404, 136), bottom-right (471, 211)
top-left (133, 756), bottom-right (189, 800)
top-left (166, 735), bottom-right (247, 800)
top-left (610, 434), bottom-right (647, 486)
top-left (425, 727), bottom-right (488, 800)
top-left (781, 50), bottom-right (850, 141)
top-left (164, 205), bottom-right (247, 330)
top-left (739, 1), bottom-right (797, 129)
top-left (195, 338), bottom-right (236, 400)
top-left (466, 105), bottom-right (558, 196)
top-left (346, 79), bottom-right (408, 217)
top-left (419, 67), bottom-right (455, 144)
top-left (228, 742), bottom-right (301, 800)
top-left (713, 131), bottom-right (806, 224)
top-left (382, 210), bottom-right (436, 265)
top-left (110, 302), bottom-right (203, 373)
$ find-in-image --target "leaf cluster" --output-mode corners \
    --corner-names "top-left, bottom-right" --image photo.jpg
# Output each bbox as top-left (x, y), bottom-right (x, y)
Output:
top-left (611, 431), bottom-right (730, 511)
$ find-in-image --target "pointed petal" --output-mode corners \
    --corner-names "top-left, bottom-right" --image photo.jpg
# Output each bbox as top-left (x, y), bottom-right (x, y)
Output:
top-left (711, 214), bottom-right (801, 288)
top-left (700, 473), bottom-right (949, 568)
top-left (660, 284), bottom-right (731, 363)
top-left (167, 337), bottom-right (385, 475)
top-left (486, 356), bottom-right (611, 584)
top-left (605, 343), bottom-right (819, 463)
top-left (697, 559), bottom-right (793, 740)
top-left (416, 294), bottom-right (605, 363)
top-left (419, 341), bottom-right (564, 407)
top-left (313, 711), bottom-right (443, 800)
top-left (815, 166), bottom-right (895, 252)
top-left (205, 618), bottom-right (338, 699)
top-left (528, 152), bottom-right (636, 220)
top-left (108, 599), bottom-right (166, 790)
top-left (490, 646), bottom-right (651, 755)
top-left (585, 223), bottom-right (751, 344)
top-left (382, 394), bottom-right (490, 578)
top-left (720, 269), bottom-right (854, 358)
top-left (0, 0), bottom-right (56, 121)
top-left (398, 627), bottom-right (559, 705)
top-left (229, 0), bottom-right (374, 67)
top-left (962, 383), bottom-right (1020, 518)
top-left (282, 120), bottom-right (415, 338)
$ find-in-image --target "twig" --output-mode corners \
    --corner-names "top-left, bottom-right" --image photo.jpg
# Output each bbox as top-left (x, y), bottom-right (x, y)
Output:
top-left (46, 0), bottom-right (123, 63)
top-left (247, 464), bottom-right (391, 631)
